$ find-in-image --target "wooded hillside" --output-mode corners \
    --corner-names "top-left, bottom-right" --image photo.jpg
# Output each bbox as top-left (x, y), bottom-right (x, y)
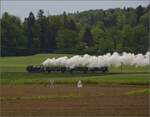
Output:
top-left (1, 5), bottom-right (149, 56)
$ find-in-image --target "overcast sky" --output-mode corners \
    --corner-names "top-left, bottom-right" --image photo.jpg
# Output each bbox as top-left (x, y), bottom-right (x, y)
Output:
top-left (1, 0), bottom-right (149, 20)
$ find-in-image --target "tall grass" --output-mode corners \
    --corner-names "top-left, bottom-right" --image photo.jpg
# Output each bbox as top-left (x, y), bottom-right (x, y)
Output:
top-left (1, 72), bottom-right (149, 85)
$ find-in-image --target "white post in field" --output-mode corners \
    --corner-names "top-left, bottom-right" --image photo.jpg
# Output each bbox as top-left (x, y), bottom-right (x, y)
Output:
top-left (77, 80), bottom-right (83, 88)
top-left (49, 79), bottom-right (54, 88)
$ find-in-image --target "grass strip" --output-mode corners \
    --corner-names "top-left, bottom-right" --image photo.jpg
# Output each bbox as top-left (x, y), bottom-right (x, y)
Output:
top-left (0, 94), bottom-right (82, 101)
top-left (124, 88), bottom-right (150, 95)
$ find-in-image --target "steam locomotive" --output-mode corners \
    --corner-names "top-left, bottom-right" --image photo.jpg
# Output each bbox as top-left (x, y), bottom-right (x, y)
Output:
top-left (26, 65), bottom-right (108, 73)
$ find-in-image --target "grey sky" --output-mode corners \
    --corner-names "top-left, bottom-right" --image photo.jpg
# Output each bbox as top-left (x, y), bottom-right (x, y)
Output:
top-left (1, 1), bottom-right (149, 20)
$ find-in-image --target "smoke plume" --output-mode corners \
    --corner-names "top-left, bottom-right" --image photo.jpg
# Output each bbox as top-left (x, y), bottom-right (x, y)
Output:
top-left (42, 52), bottom-right (150, 68)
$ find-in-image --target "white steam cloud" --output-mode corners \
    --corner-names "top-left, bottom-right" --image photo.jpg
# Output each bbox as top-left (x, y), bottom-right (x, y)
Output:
top-left (42, 52), bottom-right (150, 68)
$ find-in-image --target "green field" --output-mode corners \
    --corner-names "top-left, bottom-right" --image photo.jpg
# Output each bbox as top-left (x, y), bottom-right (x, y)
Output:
top-left (0, 54), bottom-right (73, 72)
top-left (0, 54), bottom-right (150, 85)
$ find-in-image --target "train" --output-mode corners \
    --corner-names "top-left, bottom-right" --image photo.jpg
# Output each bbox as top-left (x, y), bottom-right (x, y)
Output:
top-left (26, 65), bottom-right (109, 73)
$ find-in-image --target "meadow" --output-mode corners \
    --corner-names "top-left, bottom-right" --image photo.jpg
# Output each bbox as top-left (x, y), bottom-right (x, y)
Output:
top-left (0, 53), bottom-right (149, 85)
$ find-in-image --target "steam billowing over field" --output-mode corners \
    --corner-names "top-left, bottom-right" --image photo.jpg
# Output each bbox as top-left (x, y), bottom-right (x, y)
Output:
top-left (42, 52), bottom-right (150, 68)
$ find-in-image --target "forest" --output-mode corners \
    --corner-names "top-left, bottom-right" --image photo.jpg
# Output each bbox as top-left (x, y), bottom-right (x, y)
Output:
top-left (1, 5), bottom-right (149, 56)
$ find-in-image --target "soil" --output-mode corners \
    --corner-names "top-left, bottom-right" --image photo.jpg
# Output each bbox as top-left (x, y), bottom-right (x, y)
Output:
top-left (0, 85), bottom-right (149, 117)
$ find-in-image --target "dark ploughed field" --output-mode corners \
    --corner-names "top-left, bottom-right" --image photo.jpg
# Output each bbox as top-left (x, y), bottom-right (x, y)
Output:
top-left (0, 85), bottom-right (149, 117)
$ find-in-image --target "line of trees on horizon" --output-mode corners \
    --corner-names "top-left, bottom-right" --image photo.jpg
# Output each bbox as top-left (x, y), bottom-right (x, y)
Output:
top-left (1, 5), bottom-right (149, 56)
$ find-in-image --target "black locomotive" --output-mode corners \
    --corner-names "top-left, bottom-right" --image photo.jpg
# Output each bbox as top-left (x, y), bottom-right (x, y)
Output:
top-left (26, 65), bottom-right (109, 73)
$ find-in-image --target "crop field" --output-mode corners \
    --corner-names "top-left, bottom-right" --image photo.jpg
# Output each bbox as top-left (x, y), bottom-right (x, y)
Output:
top-left (0, 54), bottom-right (150, 116)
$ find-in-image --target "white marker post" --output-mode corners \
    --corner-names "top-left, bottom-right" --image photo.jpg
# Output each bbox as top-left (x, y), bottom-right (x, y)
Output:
top-left (49, 80), bottom-right (54, 88)
top-left (77, 80), bottom-right (83, 88)
top-left (77, 80), bottom-right (82, 97)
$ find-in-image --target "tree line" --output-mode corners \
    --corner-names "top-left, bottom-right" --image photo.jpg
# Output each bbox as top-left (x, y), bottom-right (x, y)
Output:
top-left (1, 5), bottom-right (149, 56)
